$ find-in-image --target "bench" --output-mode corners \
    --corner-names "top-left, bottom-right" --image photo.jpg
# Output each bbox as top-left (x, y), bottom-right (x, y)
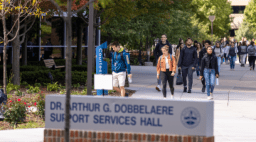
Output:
top-left (43, 59), bottom-right (65, 69)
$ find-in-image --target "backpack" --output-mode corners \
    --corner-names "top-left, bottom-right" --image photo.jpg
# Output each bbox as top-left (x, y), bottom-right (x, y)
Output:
top-left (248, 46), bottom-right (256, 56)
top-left (0, 89), bottom-right (7, 104)
top-left (159, 54), bottom-right (173, 69)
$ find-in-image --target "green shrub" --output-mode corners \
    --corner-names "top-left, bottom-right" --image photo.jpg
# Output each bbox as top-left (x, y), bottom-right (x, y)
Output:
top-left (72, 83), bottom-right (80, 89)
top-left (34, 83), bottom-right (41, 88)
top-left (6, 83), bottom-right (20, 94)
top-left (21, 81), bottom-right (29, 86)
top-left (34, 93), bottom-right (45, 118)
top-left (15, 90), bottom-right (23, 96)
top-left (4, 99), bottom-right (27, 127)
top-left (47, 82), bottom-right (61, 92)
top-left (26, 86), bottom-right (40, 94)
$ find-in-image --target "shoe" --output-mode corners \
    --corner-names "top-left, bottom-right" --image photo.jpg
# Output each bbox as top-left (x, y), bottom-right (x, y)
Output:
top-left (171, 95), bottom-right (174, 99)
top-left (202, 86), bottom-right (206, 93)
top-left (163, 97), bottom-right (166, 99)
top-left (250, 67), bottom-right (252, 70)
top-left (171, 88), bottom-right (174, 95)
top-left (187, 90), bottom-right (191, 93)
top-left (197, 77), bottom-right (200, 80)
top-left (207, 96), bottom-right (212, 100)
top-left (156, 86), bottom-right (161, 92)
top-left (125, 93), bottom-right (129, 97)
top-left (183, 87), bottom-right (187, 92)
top-left (210, 93), bottom-right (213, 99)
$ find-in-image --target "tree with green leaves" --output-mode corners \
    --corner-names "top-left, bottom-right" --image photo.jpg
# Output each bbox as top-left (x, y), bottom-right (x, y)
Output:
top-left (244, 0), bottom-right (256, 37)
top-left (235, 21), bottom-right (254, 41)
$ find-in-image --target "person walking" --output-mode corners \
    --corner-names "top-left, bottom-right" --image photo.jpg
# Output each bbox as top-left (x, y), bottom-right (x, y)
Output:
top-left (175, 43), bottom-right (184, 67)
top-left (200, 46), bottom-right (219, 100)
top-left (157, 45), bottom-right (176, 99)
top-left (237, 42), bottom-right (241, 64)
top-left (153, 34), bottom-right (173, 92)
top-left (213, 41), bottom-right (223, 74)
top-left (178, 38), bottom-right (197, 93)
top-left (247, 41), bottom-right (256, 70)
top-left (224, 41), bottom-right (231, 64)
top-left (196, 43), bottom-right (203, 79)
top-left (228, 42), bottom-right (238, 70)
top-left (199, 40), bottom-right (214, 92)
top-left (110, 41), bottom-right (132, 97)
top-left (238, 41), bottom-right (248, 67)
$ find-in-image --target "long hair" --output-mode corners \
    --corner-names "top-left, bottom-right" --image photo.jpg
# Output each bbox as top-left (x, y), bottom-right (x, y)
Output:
top-left (176, 38), bottom-right (183, 51)
top-left (197, 43), bottom-right (203, 51)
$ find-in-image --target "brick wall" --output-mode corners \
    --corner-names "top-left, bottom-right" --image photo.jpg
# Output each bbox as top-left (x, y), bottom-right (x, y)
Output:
top-left (44, 129), bottom-right (214, 142)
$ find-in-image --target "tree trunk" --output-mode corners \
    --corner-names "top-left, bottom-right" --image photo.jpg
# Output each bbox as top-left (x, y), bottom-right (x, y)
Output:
top-left (91, 9), bottom-right (97, 74)
top-left (12, 15), bottom-right (20, 85)
top-left (2, 17), bottom-right (8, 94)
top-left (76, 18), bottom-right (82, 65)
top-left (21, 35), bottom-right (28, 66)
top-left (64, 0), bottom-right (72, 142)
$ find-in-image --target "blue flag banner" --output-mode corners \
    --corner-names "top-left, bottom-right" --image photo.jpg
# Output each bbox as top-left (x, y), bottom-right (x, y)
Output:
top-left (96, 42), bottom-right (108, 95)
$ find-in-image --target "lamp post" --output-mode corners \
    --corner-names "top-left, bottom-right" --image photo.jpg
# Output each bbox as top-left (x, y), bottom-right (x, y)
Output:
top-left (209, 16), bottom-right (215, 44)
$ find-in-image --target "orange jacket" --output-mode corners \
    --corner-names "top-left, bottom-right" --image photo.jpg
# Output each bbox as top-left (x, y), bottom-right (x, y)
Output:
top-left (157, 54), bottom-right (176, 75)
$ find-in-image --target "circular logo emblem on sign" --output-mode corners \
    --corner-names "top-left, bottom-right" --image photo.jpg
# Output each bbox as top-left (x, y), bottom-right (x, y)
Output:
top-left (181, 107), bottom-right (200, 129)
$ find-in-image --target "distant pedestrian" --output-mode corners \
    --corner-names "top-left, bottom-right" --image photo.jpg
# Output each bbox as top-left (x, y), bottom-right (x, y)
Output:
top-left (238, 41), bottom-right (248, 67)
top-left (44, 39), bottom-right (53, 59)
top-left (153, 34), bottom-right (173, 92)
top-left (110, 41), bottom-right (132, 97)
top-left (196, 42), bottom-right (203, 79)
top-left (193, 40), bottom-right (198, 50)
top-left (178, 38), bottom-right (197, 93)
top-left (213, 41), bottom-right (223, 74)
top-left (237, 42), bottom-right (241, 63)
top-left (200, 46), bottom-right (219, 100)
top-left (223, 41), bottom-right (231, 64)
top-left (175, 43), bottom-right (184, 67)
top-left (247, 41), bottom-right (256, 70)
top-left (157, 45), bottom-right (176, 99)
top-left (228, 42), bottom-right (238, 70)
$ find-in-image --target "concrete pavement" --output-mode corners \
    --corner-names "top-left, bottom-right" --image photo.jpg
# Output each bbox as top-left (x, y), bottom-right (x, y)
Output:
top-left (1, 59), bottom-right (256, 142)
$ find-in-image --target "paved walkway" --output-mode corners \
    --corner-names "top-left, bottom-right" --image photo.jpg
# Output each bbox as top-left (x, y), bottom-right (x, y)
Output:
top-left (1, 59), bottom-right (256, 142)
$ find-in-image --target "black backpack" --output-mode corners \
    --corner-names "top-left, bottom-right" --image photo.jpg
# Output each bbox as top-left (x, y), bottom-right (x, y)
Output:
top-left (0, 89), bottom-right (7, 104)
top-left (248, 46), bottom-right (256, 56)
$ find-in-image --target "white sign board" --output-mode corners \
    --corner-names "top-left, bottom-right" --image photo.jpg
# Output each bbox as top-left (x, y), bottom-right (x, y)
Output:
top-left (45, 95), bottom-right (213, 137)
top-left (94, 74), bottom-right (113, 90)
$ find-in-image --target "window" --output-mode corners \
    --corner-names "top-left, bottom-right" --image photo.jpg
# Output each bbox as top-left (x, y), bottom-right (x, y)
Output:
top-left (232, 6), bottom-right (246, 14)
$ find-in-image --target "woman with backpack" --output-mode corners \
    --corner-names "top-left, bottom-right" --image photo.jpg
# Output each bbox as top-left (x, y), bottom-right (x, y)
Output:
top-left (214, 41), bottom-right (223, 73)
top-left (200, 46), bottom-right (219, 100)
top-left (247, 41), bottom-right (256, 70)
top-left (227, 42), bottom-right (238, 70)
top-left (157, 45), bottom-right (176, 99)
top-left (238, 41), bottom-right (248, 67)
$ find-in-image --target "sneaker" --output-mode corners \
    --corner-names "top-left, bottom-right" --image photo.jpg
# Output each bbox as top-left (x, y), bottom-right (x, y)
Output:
top-left (187, 90), bottom-right (191, 93)
top-left (171, 95), bottom-right (174, 99)
top-left (183, 87), bottom-right (187, 92)
top-left (202, 86), bottom-right (206, 93)
top-left (207, 96), bottom-right (212, 100)
top-left (163, 97), bottom-right (166, 99)
top-left (250, 67), bottom-right (252, 71)
top-left (156, 86), bottom-right (161, 92)
top-left (210, 93), bottom-right (213, 99)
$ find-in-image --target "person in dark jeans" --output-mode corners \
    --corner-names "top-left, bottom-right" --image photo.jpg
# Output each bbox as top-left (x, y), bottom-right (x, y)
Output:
top-left (156, 45), bottom-right (176, 99)
top-left (200, 46), bottom-right (219, 100)
top-left (153, 34), bottom-right (173, 92)
top-left (199, 40), bottom-right (215, 93)
top-left (178, 38), bottom-right (197, 93)
top-left (228, 42), bottom-right (238, 70)
top-left (247, 41), bottom-right (256, 70)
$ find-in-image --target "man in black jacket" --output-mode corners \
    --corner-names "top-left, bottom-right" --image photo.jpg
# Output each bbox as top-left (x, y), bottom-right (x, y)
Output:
top-left (199, 40), bottom-right (214, 93)
top-left (178, 38), bottom-right (197, 93)
top-left (153, 34), bottom-right (172, 92)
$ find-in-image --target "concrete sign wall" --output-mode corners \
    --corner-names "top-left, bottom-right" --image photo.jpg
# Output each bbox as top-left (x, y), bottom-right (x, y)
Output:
top-left (45, 95), bottom-right (213, 137)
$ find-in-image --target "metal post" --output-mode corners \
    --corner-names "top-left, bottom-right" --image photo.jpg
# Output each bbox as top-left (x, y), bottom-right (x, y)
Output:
top-left (39, 16), bottom-right (41, 61)
top-left (87, 0), bottom-right (94, 95)
top-left (211, 21), bottom-right (213, 44)
top-left (64, 20), bottom-right (66, 59)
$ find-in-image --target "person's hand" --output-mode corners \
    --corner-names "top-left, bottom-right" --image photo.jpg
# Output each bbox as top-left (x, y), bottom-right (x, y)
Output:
top-left (192, 67), bottom-right (195, 70)
top-left (157, 75), bottom-right (159, 79)
top-left (171, 72), bottom-right (175, 76)
top-left (216, 74), bottom-right (219, 78)
top-left (199, 76), bottom-right (203, 80)
top-left (128, 74), bottom-right (132, 78)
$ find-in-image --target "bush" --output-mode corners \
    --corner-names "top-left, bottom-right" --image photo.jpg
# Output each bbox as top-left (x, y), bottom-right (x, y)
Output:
top-left (4, 99), bottom-right (27, 127)
top-left (26, 86), bottom-right (41, 94)
top-left (47, 82), bottom-right (61, 92)
top-left (34, 92), bottom-right (45, 119)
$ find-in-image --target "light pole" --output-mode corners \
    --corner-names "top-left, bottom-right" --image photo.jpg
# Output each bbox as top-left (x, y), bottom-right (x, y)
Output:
top-left (209, 16), bottom-right (215, 44)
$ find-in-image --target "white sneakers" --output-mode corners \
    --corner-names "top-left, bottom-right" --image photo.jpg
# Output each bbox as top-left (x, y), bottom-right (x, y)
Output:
top-left (207, 93), bottom-right (213, 100)
top-left (156, 85), bottom-right (162, 91)
top-left (171, 95), bottom-right (174, 99)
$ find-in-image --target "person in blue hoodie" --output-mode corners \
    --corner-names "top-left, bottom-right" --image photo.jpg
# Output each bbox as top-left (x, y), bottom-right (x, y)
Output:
top-left (153, 34), bottom-right (173, 92)
top-left (110, 41), bottom-right (132, 97)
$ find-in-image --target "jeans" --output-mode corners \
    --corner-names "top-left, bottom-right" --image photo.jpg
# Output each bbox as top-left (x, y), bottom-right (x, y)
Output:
top-left (160, 69), bottom-right (174, 97)
top-left (203, 69), bottom-right (216, 96)
top-left (217, 57), bottom-right (222, 73)
top-left (196, 60), bottom-right (200, 76)
top-left (249, 56), bottom-right (256, 70)
top-left (157, 71), bottom-right (162, 85)
top-left (182, 65), bottom-right (194, 90)
top-left (240, 54), bottom-right (247, 65)
top-left (230, 56), bottom-right (236, 69)
top-left (224, 53), bottom-right (229, 63)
